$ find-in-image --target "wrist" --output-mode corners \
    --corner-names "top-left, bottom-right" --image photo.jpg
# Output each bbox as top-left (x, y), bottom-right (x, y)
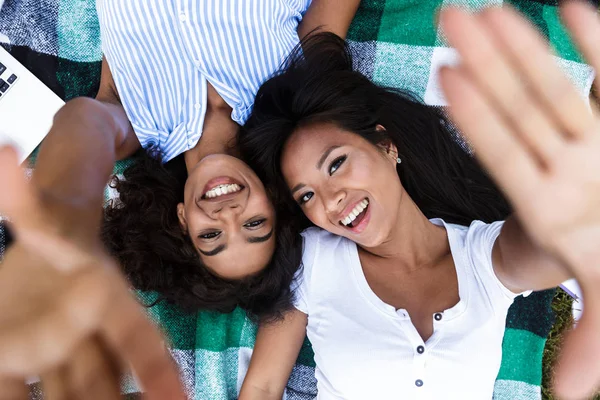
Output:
top-left (552, 228), bottom-right (600, 281)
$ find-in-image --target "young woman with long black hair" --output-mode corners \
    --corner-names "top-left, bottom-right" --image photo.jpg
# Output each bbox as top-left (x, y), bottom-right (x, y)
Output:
top-left (238, 4), bottom-right (600, 399)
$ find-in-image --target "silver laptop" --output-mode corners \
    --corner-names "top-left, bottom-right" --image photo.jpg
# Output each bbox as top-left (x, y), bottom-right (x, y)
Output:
top-left (0, 45), bottom-right (64, 163)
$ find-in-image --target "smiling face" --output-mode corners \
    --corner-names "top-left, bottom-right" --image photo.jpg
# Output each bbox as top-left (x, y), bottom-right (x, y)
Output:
top-left (177, 154), bottom-right (276, 279)
top-left (281, 123), bottom-right (404, 248)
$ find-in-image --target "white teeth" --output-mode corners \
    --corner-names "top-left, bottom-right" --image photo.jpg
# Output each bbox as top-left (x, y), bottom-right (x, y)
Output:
top-left (341, 199), bottom-right (369, 226)
top-left (205, 184), bottom-right (242, 199)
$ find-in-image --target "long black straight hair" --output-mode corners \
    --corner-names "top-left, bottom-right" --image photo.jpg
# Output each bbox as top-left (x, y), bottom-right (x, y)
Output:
top-left (239, 33), bottom-right (511, 229)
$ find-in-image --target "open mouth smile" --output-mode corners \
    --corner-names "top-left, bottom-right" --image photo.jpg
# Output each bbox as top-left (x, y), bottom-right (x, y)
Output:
top-left (339, 198), bottom-right (370, 233)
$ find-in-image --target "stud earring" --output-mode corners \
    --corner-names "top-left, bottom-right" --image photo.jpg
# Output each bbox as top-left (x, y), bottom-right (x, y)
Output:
top-left (396, 157), bottom-right (402, 164)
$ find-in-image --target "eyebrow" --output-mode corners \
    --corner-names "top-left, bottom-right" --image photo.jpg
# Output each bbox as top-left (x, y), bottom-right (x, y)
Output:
top-left (198, 245), bottom-right (226, 257)
top-left (198, 229), bottom-right (274, 256)
top-left (316, 145), bottom-right (341, 170)
top-left (247, 229), bottom-right (274, 243)
top-left (291, 183), bottom-right (305, 195)
top-left (291, 145), bottom-right (342, 194)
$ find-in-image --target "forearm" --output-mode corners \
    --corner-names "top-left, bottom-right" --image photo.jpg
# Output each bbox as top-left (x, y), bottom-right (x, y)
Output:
top-left (494, 216), bottom-right (572, 292)
top-left (240, 310), bottom-right (308, 400)
top-left (238, 383), bottom-right (283, 400)
top-left (298, 0), bottom-right (361, 39)
top-left (31, 98), bottom-right (126, 246)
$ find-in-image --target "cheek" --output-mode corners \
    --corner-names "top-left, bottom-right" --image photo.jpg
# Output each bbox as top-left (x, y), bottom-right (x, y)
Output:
top-left (349, 153), bottom-right (392, 187)
top-left (251, 193), bottom-right (276, 217)
top-left (303, 203), bottom-right (337, 231)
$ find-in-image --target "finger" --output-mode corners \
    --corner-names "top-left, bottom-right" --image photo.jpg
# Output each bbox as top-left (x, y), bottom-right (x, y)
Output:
top-left (0, 146), bottom-right (35, 220)
top-left (0, 146), bottom-right (97, 273)
top-left (42, 366), bottom-right (72, 400)
top-left (440, 7), bottom-right (565, 166)
top-left (0, 377), bottom-right (28, 400)
top-left (480, 6), bottom-right (597, 138)
top-left (14, 229), bottom-right (99, 273)
top-left (99, 271), bottom-right (185, 400)
top-left (0, 156), bottom-right (96, 273)
top-left (0, 269), bottom-right (110, 375)
top-left (554, 296), bottom-right (600, 399)
top-left (561, 1), bottom-right (600, 99)
top-left (67, 338), bottom-right (121, 400)
top-left (440, 66), bottom-right (541, 205)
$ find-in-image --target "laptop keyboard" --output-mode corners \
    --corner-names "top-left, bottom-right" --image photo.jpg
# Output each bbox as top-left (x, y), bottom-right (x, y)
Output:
top-left (0, 62), bottom-right (19, 100)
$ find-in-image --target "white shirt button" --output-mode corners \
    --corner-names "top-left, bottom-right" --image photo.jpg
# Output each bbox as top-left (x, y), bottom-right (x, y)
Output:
top-left (179, 13), bottom-right (187, 22)
top-left (194, 103), bottom-right (201, 110)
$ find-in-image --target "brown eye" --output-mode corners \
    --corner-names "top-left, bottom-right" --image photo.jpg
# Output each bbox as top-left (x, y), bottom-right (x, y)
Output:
top-left (329, 155), bottom-right (347, 175)
top-left (299, 192), bottom-right (314, 205)
top-left (244, 219), bottom-right (266, 229)
top-left (199, 231), bottom-right (221, 240)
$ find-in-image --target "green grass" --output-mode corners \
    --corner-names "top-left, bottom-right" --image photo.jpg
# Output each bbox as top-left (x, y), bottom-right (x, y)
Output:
top-left (541, 288), bottom-right (599, 400)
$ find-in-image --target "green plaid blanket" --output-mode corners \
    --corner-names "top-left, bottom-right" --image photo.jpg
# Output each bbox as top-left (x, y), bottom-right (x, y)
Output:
top-left (0, 0), bottom-right (596, 399)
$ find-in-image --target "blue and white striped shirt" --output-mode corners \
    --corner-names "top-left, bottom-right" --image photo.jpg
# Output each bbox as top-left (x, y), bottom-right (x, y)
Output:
top-left (96, 0), bottom-right (311, 162)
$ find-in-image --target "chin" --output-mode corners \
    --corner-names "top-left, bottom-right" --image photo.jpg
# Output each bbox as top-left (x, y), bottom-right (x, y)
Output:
top-left (357, 229), bottom-right (388, 249)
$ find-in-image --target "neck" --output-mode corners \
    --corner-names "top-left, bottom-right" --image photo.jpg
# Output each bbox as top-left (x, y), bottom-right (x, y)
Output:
top-left (184, 85), bottom-right (240, 172)
top-left (361, 193), bottom-right (449, 270)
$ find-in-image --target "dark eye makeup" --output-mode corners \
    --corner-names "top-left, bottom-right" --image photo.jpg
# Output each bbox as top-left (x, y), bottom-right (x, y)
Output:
top-left (297, 154), bottom-right (348, 205)
top-left (298, 191), bottom-right (314, 205)
top-left (199, 231), bottom-right (221, 240)
top-left (244, 218), bottom-right (266, 229)
top-left (198, 218), bottom-right (266, 240)
top-left (328, 155), bottom-right (347, 175)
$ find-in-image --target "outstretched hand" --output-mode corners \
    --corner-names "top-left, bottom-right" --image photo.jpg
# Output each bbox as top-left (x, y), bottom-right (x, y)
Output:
top-left (440, 2), bottom-right (600, 399)
top-left (0, 146), bottom-right (185, 399)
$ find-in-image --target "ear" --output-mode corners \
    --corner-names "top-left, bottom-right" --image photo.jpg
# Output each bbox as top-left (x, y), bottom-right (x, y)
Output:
top-left (177, 203), bottom-right (188, 232)
top-left (375, 124), bottom-right (386, 133)
top-left (385, 141), bottom-right (399, 166)
top-left (375, 135), bottom-right (399, 166)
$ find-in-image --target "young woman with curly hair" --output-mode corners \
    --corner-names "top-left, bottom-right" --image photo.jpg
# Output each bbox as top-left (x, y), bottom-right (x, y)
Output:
top-left (90, 0), bottom-right (358, 319)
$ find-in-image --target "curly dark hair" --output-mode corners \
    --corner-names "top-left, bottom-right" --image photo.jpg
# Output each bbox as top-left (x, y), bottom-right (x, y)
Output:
top-left (101, 149), bottom-right (303, 321)
top-left (239, 33), bottom-right (511, 231)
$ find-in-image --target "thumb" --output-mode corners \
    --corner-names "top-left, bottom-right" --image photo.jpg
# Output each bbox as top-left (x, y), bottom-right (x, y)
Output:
top-left (0, 146), bottom-right (93, 272)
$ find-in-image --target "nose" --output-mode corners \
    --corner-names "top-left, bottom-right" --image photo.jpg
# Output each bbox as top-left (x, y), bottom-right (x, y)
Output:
top-left (323, 186), bottom-right (345, 215)
top-left (209, 201), bottom-right (243, 219)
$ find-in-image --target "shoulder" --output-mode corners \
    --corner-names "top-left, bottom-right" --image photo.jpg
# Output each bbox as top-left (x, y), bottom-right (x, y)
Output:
top-left (464, 220), bottom-right (505, 251)
top-left (301, 227), bottom-right (346, 255)
top-left (435, 218), bottom-right (504, 251)
top-left (300, 227), bottom-right (348, 271)
top-left (433, 218), bottom-right (504, 280)
top-left (293, 227), bottom-right (351, 313)
top-left (301, 226), bottom-right (337, 244)
top-left (441, 219), bottom-right (526, 304)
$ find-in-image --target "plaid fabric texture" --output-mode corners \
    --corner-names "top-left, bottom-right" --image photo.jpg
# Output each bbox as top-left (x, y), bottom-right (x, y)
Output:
top-left (0, 0), bottom-right (597, 398)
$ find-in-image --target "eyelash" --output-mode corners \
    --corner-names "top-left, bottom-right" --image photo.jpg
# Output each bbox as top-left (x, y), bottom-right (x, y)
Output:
top-left (198, 219), bottom-right (265, 240)
top-left (298, 192), bottom-right (313, 205)
top-left (329, 155), bottom-right (347, 175)
top-left (244, 218), bottom-right (266, 229)
top-left (199, 231), bottom-right (220, 240)
top-left (298, 155), bottom-right (347, 205)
